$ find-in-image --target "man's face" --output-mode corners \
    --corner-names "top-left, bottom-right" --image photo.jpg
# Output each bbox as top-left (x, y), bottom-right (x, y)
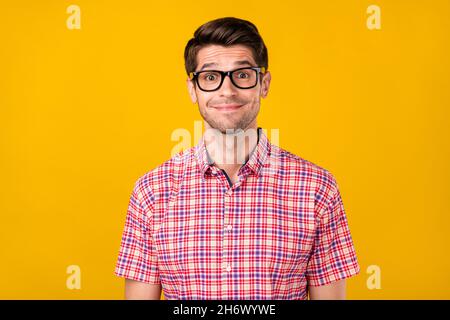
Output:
top-left (187, 44), bottom-right (271, 134)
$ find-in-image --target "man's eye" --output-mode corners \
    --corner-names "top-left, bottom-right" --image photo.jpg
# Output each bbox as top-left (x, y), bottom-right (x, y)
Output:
top-left (204, 74), bottom-right (217, 81)
top-left (237, 72), bottom-right (250, 79)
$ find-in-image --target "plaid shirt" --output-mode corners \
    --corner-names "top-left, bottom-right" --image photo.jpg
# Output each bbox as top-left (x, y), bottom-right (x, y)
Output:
top-left (114, 128), bottom-right (360, 299)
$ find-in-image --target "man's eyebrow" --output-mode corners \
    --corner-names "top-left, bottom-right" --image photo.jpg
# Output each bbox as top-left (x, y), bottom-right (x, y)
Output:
top-left (234, 60), bottom-right (253, 67)
top-left (199, 62), bottom-right (218, 71)
top-left (198, 60), bottom-right (254, 71)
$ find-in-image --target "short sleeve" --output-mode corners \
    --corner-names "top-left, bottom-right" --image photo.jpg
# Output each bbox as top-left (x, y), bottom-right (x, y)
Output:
top-left (306, 173), bottom-right (360, 286)
top-left (114, 181), bottom-right (160, 284)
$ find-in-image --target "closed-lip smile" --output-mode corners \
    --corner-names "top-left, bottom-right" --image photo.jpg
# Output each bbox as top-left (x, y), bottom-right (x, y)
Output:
top-left (212, 104), bottom-right (243, 111)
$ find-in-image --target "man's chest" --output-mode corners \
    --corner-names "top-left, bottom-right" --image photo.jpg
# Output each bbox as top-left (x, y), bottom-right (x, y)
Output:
top-left (152, 179), bottom-right (317, 279)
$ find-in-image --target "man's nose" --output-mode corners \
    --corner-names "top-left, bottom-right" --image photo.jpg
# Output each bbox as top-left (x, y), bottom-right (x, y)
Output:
top-left (219, 74), bottom-right (237, 96)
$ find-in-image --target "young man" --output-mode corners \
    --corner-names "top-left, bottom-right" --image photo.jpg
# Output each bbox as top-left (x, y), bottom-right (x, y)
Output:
top-left (114, 17), bottom-right (360, 300)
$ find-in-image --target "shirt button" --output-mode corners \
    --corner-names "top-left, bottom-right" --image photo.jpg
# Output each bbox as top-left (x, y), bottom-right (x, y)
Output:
top-left (226, 264), bottom-right (231, 272)
top-left (226, 225), bottom-right (232, 231)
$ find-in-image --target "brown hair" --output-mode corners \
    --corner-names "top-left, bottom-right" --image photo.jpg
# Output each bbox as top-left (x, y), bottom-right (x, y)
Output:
top-left (184, 17), bottom-right (268, 75)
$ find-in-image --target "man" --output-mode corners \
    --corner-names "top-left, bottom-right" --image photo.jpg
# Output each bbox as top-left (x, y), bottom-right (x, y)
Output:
top-left (114, 17), bottom-right (360, 300)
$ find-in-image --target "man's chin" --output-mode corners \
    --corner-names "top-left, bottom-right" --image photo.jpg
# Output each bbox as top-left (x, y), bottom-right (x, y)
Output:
top-left (203, 116), bottom-right (255, 135)
top-left (212, 126), bottom-right (250, 135)
top-left (204, 124), bottom-right (237, 135)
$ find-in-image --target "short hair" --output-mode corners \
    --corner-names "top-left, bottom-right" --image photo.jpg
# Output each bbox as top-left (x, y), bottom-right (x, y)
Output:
top-left (184, 17), bottom-right (268, 75)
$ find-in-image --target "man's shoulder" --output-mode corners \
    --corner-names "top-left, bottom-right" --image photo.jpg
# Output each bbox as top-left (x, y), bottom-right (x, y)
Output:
top-left (133, 146), bottom-right (196, 195)
top-left (270, 143), bottom-right (338, 189)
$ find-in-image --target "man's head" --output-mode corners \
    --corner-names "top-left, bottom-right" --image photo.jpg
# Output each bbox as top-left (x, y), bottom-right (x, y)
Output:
top-left (184, 17), bottom-right (271, 134)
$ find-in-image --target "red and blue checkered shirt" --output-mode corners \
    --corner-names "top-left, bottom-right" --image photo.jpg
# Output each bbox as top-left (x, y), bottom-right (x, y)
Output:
top-left (114, 128), bottom-right (360, 299)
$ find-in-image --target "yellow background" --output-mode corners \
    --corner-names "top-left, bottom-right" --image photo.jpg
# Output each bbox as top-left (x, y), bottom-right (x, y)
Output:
top-left (1, 0), bottom-right (449, 299)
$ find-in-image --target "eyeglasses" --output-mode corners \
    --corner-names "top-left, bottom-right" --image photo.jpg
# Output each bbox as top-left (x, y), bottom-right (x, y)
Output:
top-left (189, 66), bottom-right (266, 92)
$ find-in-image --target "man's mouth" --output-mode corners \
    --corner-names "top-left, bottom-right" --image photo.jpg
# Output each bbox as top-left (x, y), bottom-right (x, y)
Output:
top-left (211, 103), bottom-right (243, 111)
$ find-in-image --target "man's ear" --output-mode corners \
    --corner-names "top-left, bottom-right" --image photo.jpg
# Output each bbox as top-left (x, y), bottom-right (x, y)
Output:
top-left (260, 71), bottom-right (271, 99)
top-left (187, 78), bottom-right (198, 104)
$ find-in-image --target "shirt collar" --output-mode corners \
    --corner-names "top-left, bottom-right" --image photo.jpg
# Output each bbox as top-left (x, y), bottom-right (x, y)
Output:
top-left (194, 127), bottom-right (270, 178)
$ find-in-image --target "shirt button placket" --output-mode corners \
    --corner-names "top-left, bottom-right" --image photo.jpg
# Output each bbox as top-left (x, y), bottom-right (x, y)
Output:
top-left (222, 187), bottom-right (233, 297)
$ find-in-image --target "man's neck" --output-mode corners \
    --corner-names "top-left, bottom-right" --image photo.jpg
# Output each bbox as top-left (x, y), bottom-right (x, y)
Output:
top-left (203, 124), bottom-right (259, 176)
